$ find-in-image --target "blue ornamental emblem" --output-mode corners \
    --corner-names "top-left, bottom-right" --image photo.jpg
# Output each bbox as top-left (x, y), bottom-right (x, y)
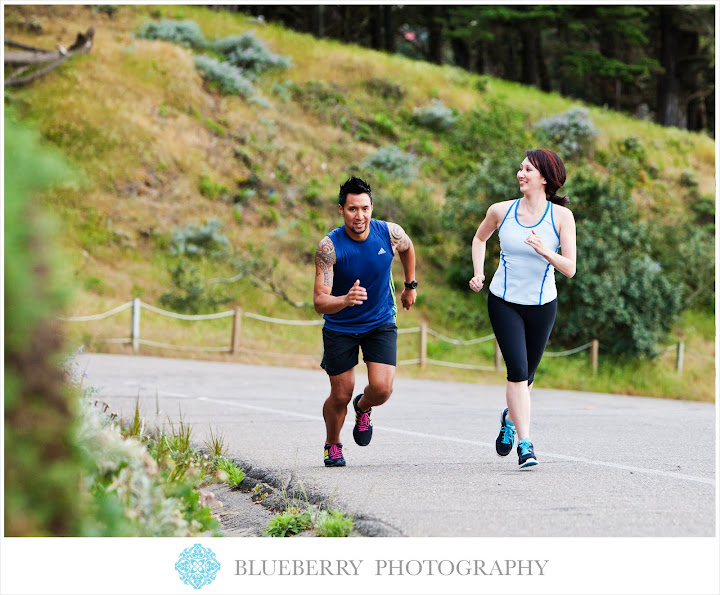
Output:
top-left (175, 543), bottom-right (221, 589)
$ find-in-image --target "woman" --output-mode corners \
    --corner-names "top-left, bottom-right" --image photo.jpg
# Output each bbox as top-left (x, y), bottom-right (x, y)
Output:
top-left (469, 149), bottom-right (576, 468)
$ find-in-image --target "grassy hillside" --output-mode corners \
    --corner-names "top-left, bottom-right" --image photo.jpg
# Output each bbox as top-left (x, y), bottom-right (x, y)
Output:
top-left (4, 5), bottom-right (715, 401)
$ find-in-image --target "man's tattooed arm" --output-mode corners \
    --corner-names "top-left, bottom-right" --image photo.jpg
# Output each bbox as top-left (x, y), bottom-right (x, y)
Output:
top-left (315, 236), bottom-right (336, 289)
top-left (387, 222), bottom-right (412, 253)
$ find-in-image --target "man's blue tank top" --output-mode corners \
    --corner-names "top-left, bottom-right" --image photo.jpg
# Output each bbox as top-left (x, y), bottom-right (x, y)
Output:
top-left (323, 219), bottom-right (397, 333)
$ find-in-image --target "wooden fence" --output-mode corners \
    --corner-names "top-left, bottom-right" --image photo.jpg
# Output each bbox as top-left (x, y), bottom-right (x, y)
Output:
top-left (59, 298), bottom-right (693, 375)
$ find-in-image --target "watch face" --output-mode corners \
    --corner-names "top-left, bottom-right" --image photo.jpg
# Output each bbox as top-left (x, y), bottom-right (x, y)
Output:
top-left (405, 281), bottom-right (417, 289)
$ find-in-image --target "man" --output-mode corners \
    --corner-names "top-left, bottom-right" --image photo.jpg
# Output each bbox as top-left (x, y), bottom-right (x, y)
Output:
top-left (313, 176), bottom-right (417, 467)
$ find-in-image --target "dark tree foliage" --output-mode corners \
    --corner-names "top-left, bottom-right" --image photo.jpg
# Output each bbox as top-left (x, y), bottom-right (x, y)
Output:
top-left (555, 168), bottom-right (683, 357)
top-left (217, 4), bottom-right (714, 134)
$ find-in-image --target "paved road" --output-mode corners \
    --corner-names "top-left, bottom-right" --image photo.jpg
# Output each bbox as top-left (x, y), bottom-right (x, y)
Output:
top-left (80, 353), bottom-right (716, 537)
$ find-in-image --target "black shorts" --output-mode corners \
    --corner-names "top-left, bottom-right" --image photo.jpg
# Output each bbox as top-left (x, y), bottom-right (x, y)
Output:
top-left (487, 291), bottom-right (557, 384)
top-left (321, 323), bottom-right (398, 376)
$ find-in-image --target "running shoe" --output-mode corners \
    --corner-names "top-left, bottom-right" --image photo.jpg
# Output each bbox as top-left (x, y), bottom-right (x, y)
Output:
top-left (517, 439), bottom-right (538, 468)
top-left (324, 443), bottom-right (346, 467)
top-left (495, 408), bottom-right (516, 456)
top-left (352, 394), bottom-right (373, 446)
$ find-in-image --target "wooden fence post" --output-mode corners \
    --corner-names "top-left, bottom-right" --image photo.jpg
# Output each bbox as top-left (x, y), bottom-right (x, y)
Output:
top-left (676, 341), bottom-right (684, 374)
top-left (590, 339), bottom-right (599, 374)
top-left (494, 339), bottom-right (503, 372)
top-left (131, 298), bottom-right (141, 353)
top-left (231, 307), bottom-right (243, 355)
top-left (419, 322), bottom-right (428, 369)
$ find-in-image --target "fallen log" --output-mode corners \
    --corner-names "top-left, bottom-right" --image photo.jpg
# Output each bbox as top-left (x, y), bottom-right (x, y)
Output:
top-left (4, 26), bottom-right (95, 86)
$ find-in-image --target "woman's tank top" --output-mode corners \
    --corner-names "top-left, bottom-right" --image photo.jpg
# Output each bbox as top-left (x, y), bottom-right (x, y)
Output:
top-left (488, 199), bottom-right (560, 305)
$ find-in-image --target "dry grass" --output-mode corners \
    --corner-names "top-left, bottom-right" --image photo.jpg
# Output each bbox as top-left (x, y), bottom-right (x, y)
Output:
top-left (7, 4), bottom-right (714, 401)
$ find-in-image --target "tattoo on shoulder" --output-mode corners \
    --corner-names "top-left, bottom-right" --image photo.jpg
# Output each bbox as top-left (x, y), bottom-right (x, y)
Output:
top-left (388, 222), bottom-right (411, 252)
top-left (315, 237), bottom-right (336, 287)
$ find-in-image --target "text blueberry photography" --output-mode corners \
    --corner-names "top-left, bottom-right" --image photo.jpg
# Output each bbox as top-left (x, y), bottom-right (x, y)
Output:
top-left (175, 544), bottom-right (221, 590)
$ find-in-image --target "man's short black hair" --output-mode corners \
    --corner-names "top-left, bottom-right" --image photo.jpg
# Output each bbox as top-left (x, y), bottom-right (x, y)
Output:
top-left (338, 176), bottom-right (372, 206)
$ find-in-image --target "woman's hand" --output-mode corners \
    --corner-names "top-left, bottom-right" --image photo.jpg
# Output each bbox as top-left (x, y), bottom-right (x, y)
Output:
top-left (525, 230), bottom-right (549, 257)
top-left (469, 274), bottom-right (485, 292)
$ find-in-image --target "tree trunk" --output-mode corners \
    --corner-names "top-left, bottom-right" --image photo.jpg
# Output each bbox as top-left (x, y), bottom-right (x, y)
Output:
top-left (535, 33), bottom-right (552, 92)
top-left (520, 26), bottom-right (538, 86)
top-left (426, 7), bottom-right (444, 64)
top-left (310, 6), bottom-right (325, 38)
top-left (382, 6), bottom-right (395, 52)
top-left (450, 36), bottom-right (471, 70)
top-left (369, 6), bottom-right (382, 50)
top-left (657, 7), bottom-right (686, 128)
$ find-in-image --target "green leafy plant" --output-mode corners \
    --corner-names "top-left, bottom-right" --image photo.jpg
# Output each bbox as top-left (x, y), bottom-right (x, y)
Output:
top-left (265, 506), bottom-right (314, 537)
top-left (361, 145), bottom-right (418, 180)
top-left (169, 219), bottom-right (230, 258)
top-left (137, 19), bottom-right (206, 48)
top-left (215, 457), bottom-right (245, 488)
top-left (194, 55), bottom-right (256, 98)
top-left (159, 261), bottom-right (231, 314)
top-left (210, 33), bottom-right (292, 79)
top-left (412, 99), bottom-right (457, 131)
top-left (204, 427), bottom-right (227, 458)
top-left (555, 167), bottom-right (683, 357)
top-left (315, 509), bottom-right (353, 537)
top-left (534, 106), bottom-right (598, 159)
top-left (364, 77), bottom-right (407, 101)
top-left (199, 174), bottom-right (230, 200)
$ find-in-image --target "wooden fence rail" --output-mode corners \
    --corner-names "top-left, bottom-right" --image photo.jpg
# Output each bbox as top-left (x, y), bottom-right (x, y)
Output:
top-left (59, 299), bottom-right (689, 375)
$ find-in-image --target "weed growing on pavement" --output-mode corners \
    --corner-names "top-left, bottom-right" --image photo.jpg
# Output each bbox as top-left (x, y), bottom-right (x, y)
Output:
top-left (265, 506), bottom-right (314, 537)
top-left (204, 426), bottom-right (227, 458)
top-left (314, 509), bottom-right (353, 537)
top-left (77, 400), bottom-right (220, 536)
top-left (215, 457), bottom-right (245, 487)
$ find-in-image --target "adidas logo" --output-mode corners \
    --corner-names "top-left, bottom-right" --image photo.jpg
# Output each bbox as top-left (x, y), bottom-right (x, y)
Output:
top-left (377, 247), bottom-right (387, 255)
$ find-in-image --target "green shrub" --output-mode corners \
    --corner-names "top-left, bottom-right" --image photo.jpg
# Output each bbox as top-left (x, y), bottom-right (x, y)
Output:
top-left (4, 107), bottom-right (83, 536)
top-left (555, 167), bottom-right (683, 357)
top-left (169, 218), bottom-right (230, 258)
top-left (210, 33), bottom-right (292, 79)
top-left (194, 55), bottom-right (256, 98)
top-left (199, 174), bottom-right (230, 200)
top-left (215, 457), bottom-right (245, 488)
top-left (361, 145), bottom-right (418, 180)
top-left (292, 80), bottom-right (346, 108)
top-left (159, 262), bottom-right (231, 314)
top-left (315, 509), bottom-right (353, 537)
top-left (442, 155), bottom-right (522, 287)
top-left (78, 403), bottom-right (218, 536)
top-left (650, 224), bottom-right (714, 311)
top-left (534, 106), bottom-right (598, 159)
top-left (137, 19), bottom-right (206, 48)
top-left (445, 101), bottom-right (531, 175)
top-left (271, 80), bottom-right (294, 102)
top-left (412, 99), bottom-right (457, 131)
top-left (364, 77), bottom-right (407, 101)
top-left (266, 507), bottom-right (313, 537)
top-left (373, 112), bottom-right (398, 137)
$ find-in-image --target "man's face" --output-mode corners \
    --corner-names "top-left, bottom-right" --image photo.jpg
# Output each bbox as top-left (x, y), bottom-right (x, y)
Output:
top-left (339, 192), bottom-right (373, 239)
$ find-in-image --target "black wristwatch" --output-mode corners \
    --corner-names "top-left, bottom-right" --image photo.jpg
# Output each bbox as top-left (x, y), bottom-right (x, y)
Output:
top-left (404, 280), bottom-right (418, 290)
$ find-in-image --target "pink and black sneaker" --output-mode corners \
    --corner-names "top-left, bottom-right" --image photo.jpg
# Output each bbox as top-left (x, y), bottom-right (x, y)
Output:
top-left (352, 394), bottom-right (373, 446)
top-left (324, 443), bottom-right (346, 467)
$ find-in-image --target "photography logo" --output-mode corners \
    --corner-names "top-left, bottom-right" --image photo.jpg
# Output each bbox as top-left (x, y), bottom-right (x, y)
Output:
top-left (175, 543), bottom-right (221, 589)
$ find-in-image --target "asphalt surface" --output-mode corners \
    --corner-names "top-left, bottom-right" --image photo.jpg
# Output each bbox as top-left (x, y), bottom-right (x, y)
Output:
top-left (79, 352), bottom-right (716, 537)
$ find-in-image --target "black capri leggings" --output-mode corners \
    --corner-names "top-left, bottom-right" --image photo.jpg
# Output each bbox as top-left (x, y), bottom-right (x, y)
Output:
top-left (487, 291), bottom-right (557, 384)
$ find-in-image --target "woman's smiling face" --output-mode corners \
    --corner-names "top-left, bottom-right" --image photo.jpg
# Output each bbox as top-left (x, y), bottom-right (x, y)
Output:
top-left (517, 157), bottom-right (546, 194)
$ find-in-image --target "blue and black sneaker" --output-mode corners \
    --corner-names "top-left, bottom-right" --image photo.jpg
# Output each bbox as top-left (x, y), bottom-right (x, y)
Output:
top-left (517, 439), bottom-right (538, 468)
top-left (495, 408), bottom-right (516, 456)
top-left (352, 394), bottom-right (373, 446)
top-left (324, 443), bottom-right (346, 467)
